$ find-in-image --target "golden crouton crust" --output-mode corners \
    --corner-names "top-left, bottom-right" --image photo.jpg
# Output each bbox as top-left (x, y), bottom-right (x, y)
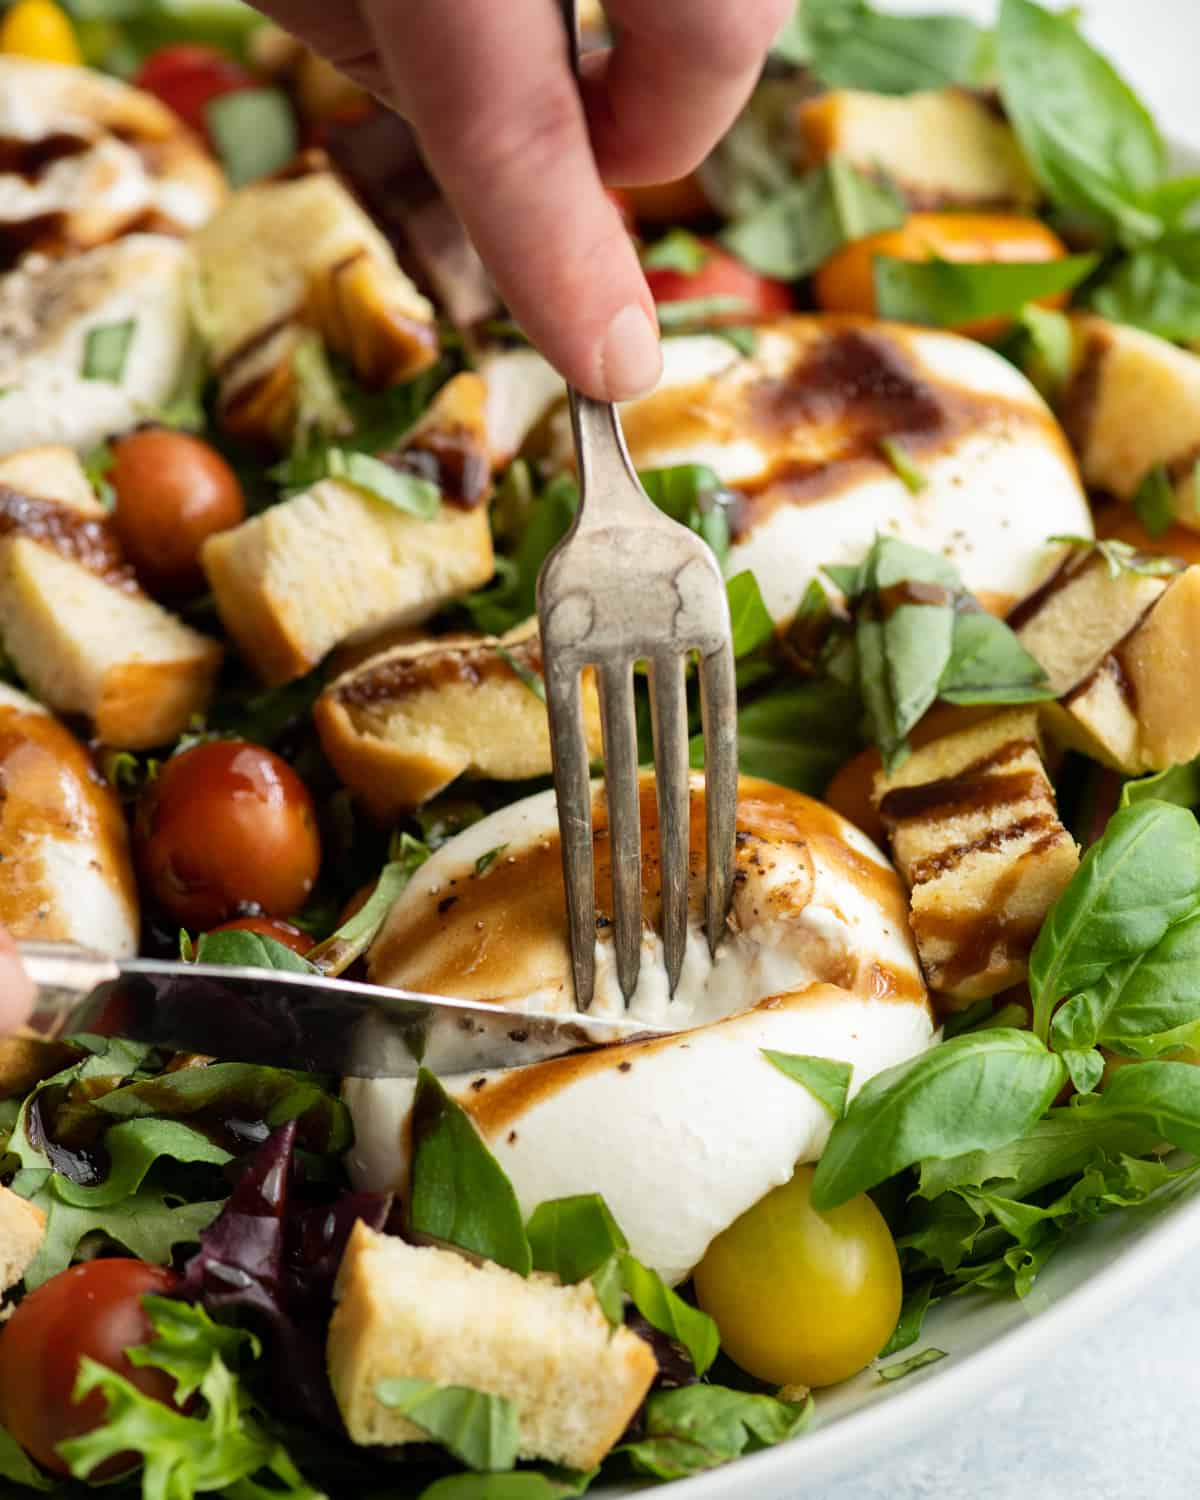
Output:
top-left (0, 1185), bottom-right (45, 1309)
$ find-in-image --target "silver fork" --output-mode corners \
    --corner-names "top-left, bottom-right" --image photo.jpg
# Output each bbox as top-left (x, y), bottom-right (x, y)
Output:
top-left (536, 0), bottom-right (739, 1011)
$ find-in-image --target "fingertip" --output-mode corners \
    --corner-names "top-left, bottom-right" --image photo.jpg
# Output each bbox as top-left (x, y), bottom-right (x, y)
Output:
top-left (0, 928), bottom-right (32, 1037)
top-left (597, 301), bottom-right (663, 402)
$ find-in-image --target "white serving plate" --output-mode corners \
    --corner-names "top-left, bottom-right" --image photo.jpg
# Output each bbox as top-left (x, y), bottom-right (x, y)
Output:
top-left (600, 2), bottom-right (1200, 1494)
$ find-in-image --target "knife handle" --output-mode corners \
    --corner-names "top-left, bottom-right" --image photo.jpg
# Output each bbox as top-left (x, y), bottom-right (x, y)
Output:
top-left (18, 941), bottom-right (123, 1036)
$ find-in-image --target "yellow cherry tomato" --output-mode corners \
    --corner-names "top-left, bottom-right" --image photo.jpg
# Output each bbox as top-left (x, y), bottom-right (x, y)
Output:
top-left (693, 1164), bottom-right (902, 1388)
top-left (814, 212), bottom-right (1071, 339)
top-left (0, 0), bottom-right (82, 64)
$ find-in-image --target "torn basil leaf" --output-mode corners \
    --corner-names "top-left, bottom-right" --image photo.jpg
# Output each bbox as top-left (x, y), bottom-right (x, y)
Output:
top-left (878, 1277), bottom-right (938, 1358)
top-left (496, 645), bottom-right (547, 703)
top-left (800, 0), bottom-right (989, 93)
top-left (205, 86), bottom-right (298, 188)
top-left (691, 677), bottom-right (862, 796)
top-left (726, 571), bottom-right (775, 659)
top-left (619, 1384), bottom-right (812, 1481)
top-left (1014, 303), bottom-right (1074, 400)
top-left (874, 254), bottom-right (1098, 329)
top-left (721, 157), bottom-right (905, 281)
top-left (82, 319), bottom-right (136, 383)
top-left (466, 475), bottom-right (578, 636)
top-left (1090, 251), bottom-right (1200, 342)
top-left (878, 438), bottom-right (925, 494)
top-left (639, 464), bottom-right (733, 569)
top-left (642, 230), bottom-right (710, 274)
top-left (878, 1348), bottom-right (947, 1382)
top-left (81, 440), bottom-right (116, 508)
top-left (763, 1051), bottom-right (852, 1119)
top-left (618, 1254), bottom-right (719, 1376)
top-left (326, 448), bottom-right (441, 518)
top-left (306, 846), bottom-right (427, 976)
top-left (409, 1069), bottom-right (532, 1275)
top-left (377, 1379), bottom-right (520, 1473)
top-left (656, 295), bottom-right (752, 330)
top-left (191, 929), bottom-right (316, 973)
top-left (1132, 464), bottom-right (1175, 539)
top-left (527, 1193), bottom-right (628, 1284)
top-left (937, 610), bottom-right (1052, 706)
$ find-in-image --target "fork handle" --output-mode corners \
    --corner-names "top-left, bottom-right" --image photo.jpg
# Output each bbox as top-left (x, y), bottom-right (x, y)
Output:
top-left (567, 391), bottom-right (659, 528)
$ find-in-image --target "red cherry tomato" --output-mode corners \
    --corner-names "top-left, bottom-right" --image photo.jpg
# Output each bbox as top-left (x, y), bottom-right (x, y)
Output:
top-left (135, 740), bottom-right (322, 928)
top-left (110, 428), bottom-right (245, 599)
top-left (644, 242), bottom-right (793, 324)
top-left (0, 1260), bottom-right (182, 1476)
top-left (134, 44), bottom-right (258, 139)
top-left (207, 915), bottom-right (312, 956)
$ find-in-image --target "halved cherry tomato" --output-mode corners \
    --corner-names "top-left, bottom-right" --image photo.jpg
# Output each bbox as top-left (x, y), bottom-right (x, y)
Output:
top-left (0, 1260), bottom-right (181, 1476)
top-left (814, 213), bottom-right (1071, 339)
top-left (135, 740), bottom-right (322, 928)
top-left (645, 241), bottom-right (793, 324)
top-left (109, 428), bottom-right (245, 599)
top-left (206, 915), bottom-right (312, 956)
top-left (693, 1164), bottom-right (901, 1388)
top-left (134, 44), bottom-right (258, 140)
top-left (0, 0), bottom-right (81, 64)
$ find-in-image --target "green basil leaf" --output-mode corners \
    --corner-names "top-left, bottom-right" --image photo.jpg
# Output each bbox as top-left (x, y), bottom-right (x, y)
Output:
top-left (1016, 303), bottom-right (1074, 400)
top-left (810, 1029), bottom-right (1067, 1210)
top-left (639, 464), bottom-right (733, 569)
top-left (81, 439), bottom-right (116, 507)
top-left (691, 678), bottom-right (862, 795)
top-left (191, 929), bottom-right (317, 973)
top-left (1029, 800), bottom-right (1200, 1041)
top-left (618, 1254), bottom-right (719, 1376)
top-left (996, 0), bottom-right (1166, 244)
top-left (526, 1194), bottom-right (627, 1283)
top-left (619, 1384), bottom-right (811, 1481)
top-left (475, 845), bottom-right (509, 877)
top-left (418, 1471), bottom-right (597, 1500)
top-left (1132, 465), bottom-right (1176, 539)
top-left (291, 329), bottom-right (353, 445)
top-left (763, 1050), bottom-right (852, 1119)
top-left (878, 437), bottom-right (926, 494)
top-left (409, 1069), bottom-right (532, 1275)
top-left (726, 570), bottom-right (775, 658)
top-left (81, 319), bottom-right (136, 383)
top-left (875, 253), bottom-right (1098, 329)
top-left (771, 6), bottom-right (811, 65)
top-left (878, 1348), bottom-right (947, 1382)
top-left (696, 78), bottom-right (799, 220)
top-left (1091, 252), bottom-right (1200, 342)
top-left (205, 86), bottom-right (298, 188)
top-left (1061, 1048), bottom-right (1104, 1095)
top-left (1121, 757), bottom-right (1200, 810)
top-left (721, 156), bottom-right (905, 280)
top-left (878, 1277), bottom-right (938, 1359)
top-left (377, 1379), bottom-right (520, 1473)
top-left (1047, 534), bottom-right (1180, 583)
top-left (0, 1423), bottom-right (53, 1489)
top-left (642, 230), bottom-right (710, 274)
top-left (327, 448), bottom-right (441, 518)
top-left (801, 0), bottom-right (988, 93)
top-left (466, 476), bottom-right (578, 636)
top-left (656, 296), bottom-right (752, 330)
top-left (938, 610), bottom-right (1052, 705)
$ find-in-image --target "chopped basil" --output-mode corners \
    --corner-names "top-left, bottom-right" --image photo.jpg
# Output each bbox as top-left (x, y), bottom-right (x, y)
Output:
top-left (618, 1254), bottom-right (719, 1376)
top-left (656, 295), bottom-right (752, 330)
top-left (81, 440), bottom-right (116, 508)
top-left (326, 448), bottom-right (441, 518)
top-left (878, 1348), bottom-right (947, 1382)
top-left (1090, 251), bottom-right (1200, 342)
top-left (714, 325), bottom-right (759, 357)
top-left (800, 0), bottom-right (989, 93)
top-left (1046, 534), bottom-right (1178, 582)
top-left (474, 845), bottom-right (508, 877)
top-left (692, 677), bottom-right (862, 796)
top-left (496, 645), bottom-right (546, 703)
top-left (721, 157), bottom-right (905, 281)
top-left (619, 1385), bottom-right (811, 1480)
top-left (190, 929), bottom-right (317, 974)
top-left (205, 86), bottom-right (298, 188)
top-left (640, 464), bottom-right (733, 569)
top-left (1015, 303), bottom-right (1074, 401)
top-left (527, 1194), bottom-right (627, 1285)
top-left (874, 254), bottom-right (1098, 329)
top-left (376, 1379), bottom-right (520, 1473)
top-left (763, 1050), bottom-right (852, 1119)
top-left (878, 437), bottom-right (926, 494)
top-left (642, 230), bottom-right (710, 274)
top-left (81, 319), bottom-right (136, 383)
top-left (725, 571), bottom-right (774, 659)
top-left (1132, 464), bottom-right (1176, 539)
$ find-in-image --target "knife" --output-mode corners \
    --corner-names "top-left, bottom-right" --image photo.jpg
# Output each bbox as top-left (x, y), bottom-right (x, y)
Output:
top-left (18, 942), bottom-right (673, 1079)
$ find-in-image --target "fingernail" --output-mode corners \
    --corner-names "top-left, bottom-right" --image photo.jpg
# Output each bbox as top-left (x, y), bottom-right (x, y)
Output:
top-left (599, 303), bottom-right (662, 400)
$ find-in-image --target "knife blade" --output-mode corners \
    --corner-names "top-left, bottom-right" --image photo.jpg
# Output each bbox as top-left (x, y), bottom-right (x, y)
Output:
top-left (19, 942), bottom-right (673, 1078)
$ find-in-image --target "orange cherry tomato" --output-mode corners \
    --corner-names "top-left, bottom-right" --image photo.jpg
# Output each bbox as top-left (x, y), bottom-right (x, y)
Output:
top-left (645, 241), bottom-right (793, 324)
top-left (109, 428), bottom-right (245, 599)
top-left (814, 213), bottom-right (1071, 339)
top-left (0, 1260), bottom-right (182, 1476)
top-left (206, 915), bottom-right (312, 956)
top-left (135, 740), bottom-right (321, 928)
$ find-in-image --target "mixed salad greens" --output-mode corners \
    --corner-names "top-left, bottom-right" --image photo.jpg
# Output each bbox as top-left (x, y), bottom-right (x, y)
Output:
top-left (3, 0), bottom-right (1200, 1494)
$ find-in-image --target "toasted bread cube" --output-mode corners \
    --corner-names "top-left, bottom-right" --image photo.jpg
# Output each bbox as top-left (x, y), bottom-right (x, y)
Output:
top-left (328, 1223), bottom-right (657, 1470)
top-left (0, 447), bottom-right (222, 747)
top-left (875, 709), bottom-right (1078, 1005)
top-left (798, 89), bottom-right (1038, 210)
top-left (0, 1186), bottom-right (44, 1312)
top-left (1122, 566), bottom-right (1200, 768)
top-left (1060, 316), bottom-right (1200, 528)
top-left (203, 375), bottom-right (494, 685)
top-left (315, 621), bottom-right (603, 819)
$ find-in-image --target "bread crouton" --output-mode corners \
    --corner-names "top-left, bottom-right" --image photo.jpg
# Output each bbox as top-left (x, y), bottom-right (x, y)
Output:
top-left (328, 1223), bottom-right (656, 1470)
top-left (875, 709), bottom-right (1079, 1006)
top-left (0, 446), bottom-right (222, 747)
top-left (798, 89), bottom-right (1038, 210)
top-left (203, 374), bottom-right (494, 685)
top-left (314, 620), bottom-right (603, 819)
top-left (0, 1186), bottom-right (44, 1313)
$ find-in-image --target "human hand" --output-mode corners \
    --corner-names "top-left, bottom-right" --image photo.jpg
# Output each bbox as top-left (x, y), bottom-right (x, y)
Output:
top-left (248, 0), bottom-right (792, 400)
top-left (0, 929), bottom-right (33, 1038)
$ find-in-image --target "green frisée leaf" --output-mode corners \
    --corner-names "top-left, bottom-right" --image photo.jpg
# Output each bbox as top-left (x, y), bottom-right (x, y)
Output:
top-left (874, 254), bottom-right (1098, 329)
top-left (526, 1194), bottom-right (627, 1283)
top-left (996, 0), bottom-right (1166, 243)
top-left (1029, 801), bottom-right (1200, 1041)
top-left (1121, 758), bottom-right (1200, 810)
top-left (409, 1069), bottom-right (532, 1275)
top-left (82, 318), bottom-right (136, 382)
top-left (0, 1424), bottom-right (52, 1489)
top-left (617, 1254), bottom-right (720, 1376)
top-left (1132, 465), bottom-right (1176, 539)
top-left (878, 1348), bottom-right (947, 1382)
top-left (129, 1297), bottom-right (261, 1404)
top-left (206, 86), bottom-right (298, 188)
top-left (377, 1380), bottom-right (520, 1473)
top-left (642, 230), bottom-right (710, 274)
top-left (721, 157), bottom-right (905, 280)
top-left (1090, 252), bottom-right (1200, 342)
top-left (191, 929), bottom-right (317, 972)
top-left (726, 571), bottom-right (775, 658)
top-left (619, 1385), bottom-right (812, 1481)
top-left (1047, 535), bottom-right (1179, 583)
top-left (763, 1051), bottom-right (852, 1119)
top-left (798, 0), bottom-right (989, 92)
top-left (810, 1030), bottom-right (1067, 1210)
top-left (326, 448), bottom-right (441, 518)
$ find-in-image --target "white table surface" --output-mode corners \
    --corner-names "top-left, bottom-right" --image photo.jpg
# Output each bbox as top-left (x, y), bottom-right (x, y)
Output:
top-left (795, 5), bottom-right (1200, 1498)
